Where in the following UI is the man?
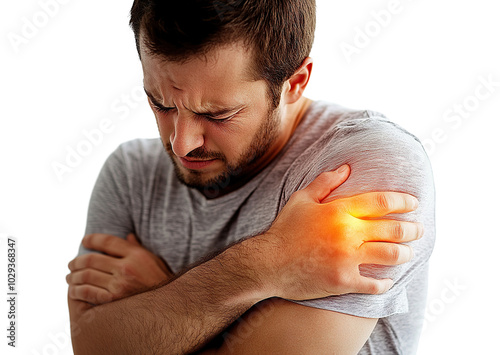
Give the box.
[67,0,435,354]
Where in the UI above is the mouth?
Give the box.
[179,157,218,170]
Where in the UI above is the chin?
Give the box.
[175,163,227,189]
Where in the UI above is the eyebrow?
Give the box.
[144,88,244,118]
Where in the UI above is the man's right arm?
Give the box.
[68,166,422,355]
[69,232,275,354]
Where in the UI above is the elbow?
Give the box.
[68,295,103,355]
[69,308,94,355]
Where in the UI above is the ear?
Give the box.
[283,57,313,105]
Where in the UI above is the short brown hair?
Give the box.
[129,0,316,108]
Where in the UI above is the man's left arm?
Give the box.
[198,298,378,355]
[197,116,436,354]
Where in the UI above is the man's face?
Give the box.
[141,40,286,195]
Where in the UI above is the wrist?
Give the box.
[234,232,285,301]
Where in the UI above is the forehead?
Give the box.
[140,37,258,99]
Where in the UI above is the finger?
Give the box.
[340,192,419,218]
[302,165,350,203]
[361,220,424,243]
[360,242,414,265]
[66,269,114,290]
[82,233,133,257]
[68,253,118,274]
[68,284,113,305]
[352,276,394,295]
[126,233,141,246]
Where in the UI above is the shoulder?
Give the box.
[91,137,166,200]
[293,101,425,168]
[304,100,419,140]
[313,101,422,152]
[285,103,433,201]
[100,138,164,177]
[112,138,164,164]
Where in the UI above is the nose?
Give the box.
[170,112,205,157]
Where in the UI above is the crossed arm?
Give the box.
[67,165,424,354]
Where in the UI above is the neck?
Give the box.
[236,96,313,176]
[288,96,313,134]
[273,95,313,156]
[198,96,313,199]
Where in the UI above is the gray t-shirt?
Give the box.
[79,100,436,354]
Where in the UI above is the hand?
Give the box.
[265,164,423,300]
[67,233,174,305]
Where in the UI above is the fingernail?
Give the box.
[418,223,424,239]
[401,245,413,263]
[412,197,419,209]
[337,164,349,174]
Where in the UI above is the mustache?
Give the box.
[166,143,225,161]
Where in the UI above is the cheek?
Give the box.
[204,125,241,156]
[209,112,265,153]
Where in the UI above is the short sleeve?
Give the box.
[77,143,135,256]
[281,114,436,318]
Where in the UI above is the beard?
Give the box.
[161,104,282,197]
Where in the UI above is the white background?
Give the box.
[1,0,499,354]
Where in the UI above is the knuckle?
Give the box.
[130,248,148,260]
[392,222,405,241]
[82,254,94,268]
[100,235,114,249]
[375,193,391,211]
[79,285,91,300]
[118,263,136,279]
[96,291,112,304]
[83,234,94,246]
[312,171,328,185]
[318,171,335,184]
[110,279,127,295]
[386,244,401,263]
[366,282,382,295]
[80,270,91,284]
[334,270,352,289]
[290,189,305,202]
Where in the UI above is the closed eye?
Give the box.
[152,105,236,123]
[202,114,235,123]
[151,104,174,114]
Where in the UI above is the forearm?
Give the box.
[69,234,275,355]
[69,167,423,354]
